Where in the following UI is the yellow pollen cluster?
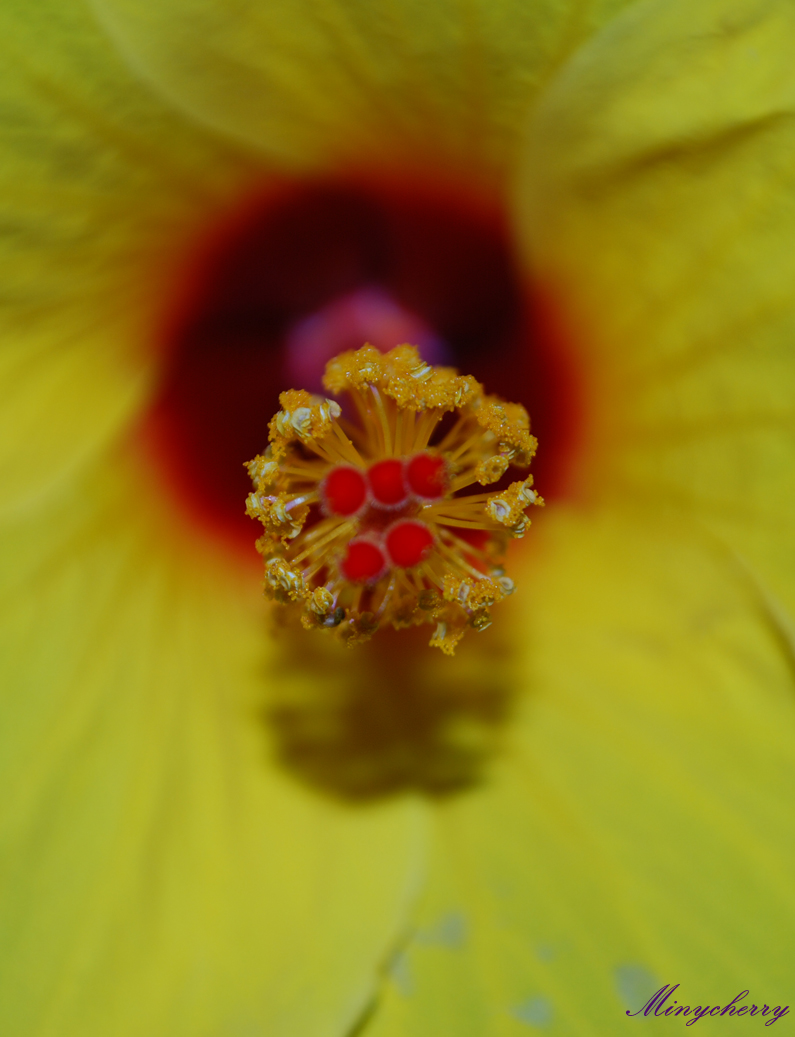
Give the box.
[246,344,543,654]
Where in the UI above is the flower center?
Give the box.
[146,179,581,552]
[246,345,543,653]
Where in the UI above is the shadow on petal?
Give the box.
[261,619,518,802]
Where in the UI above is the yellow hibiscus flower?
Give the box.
[3,0,794,1034]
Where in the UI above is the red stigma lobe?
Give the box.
[367,458,407,507]
[406,452,448,499]
[322,465,368,515]
[341,538,388,583]
[385,520,435,569]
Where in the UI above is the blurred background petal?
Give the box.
[363,509,795,1035]
[521,0,795,613]
[0,0,260,516]
[0,444,426,1037]
[91,0,637,179]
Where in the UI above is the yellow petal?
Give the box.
[364,508,795,1035]
[0,0,258,516]
[521,0,795,614]
[0,448,425,1037]
[91,0,636,180]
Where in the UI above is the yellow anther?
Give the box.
[443,574,473,605]
[475,397,537,465]
[264,558,305,601]
[496,576,515,596]
[309,586,335,615]
[323,343,481,413]
[246,451,279,488]
[322,345,383,394]
[247,492,308,540]
[269,389,342,457]
[486,477,540,532]
[475,455,510,485]
[429,618,467,655]
[487,497,513,524]
[318,398,342,422]
[289,407,313,435]
[418,588,441,611]
[469,609,493,632]
[509,515,529,539]
[444,573,504,609]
